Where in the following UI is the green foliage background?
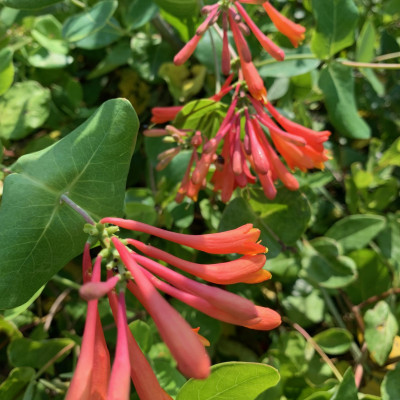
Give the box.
[0,0,399,399]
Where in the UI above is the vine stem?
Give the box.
[255,53,400,70]
[286,318,343,382]
[60,194,95,225]
[339,60,400,69]
[320,288,363,361]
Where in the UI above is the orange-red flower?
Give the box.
[263,1,306,47]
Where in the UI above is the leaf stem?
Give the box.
[287,319,343,382]
[60,194,95,225]
[320,288,362,361]
[374,51,400,62]
[339,60,400,70]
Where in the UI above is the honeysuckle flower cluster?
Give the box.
[146,1,330,203]
[66,219,280,400]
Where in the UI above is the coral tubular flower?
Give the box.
[263,1,306,47]
[129,250,258,320]
[66,255,110,400]
[107,283,172,400]
[174,34,203,66]
[101,217,266,255]
[107,291,131,400]
[151,106,183,124]
[113,237,211,379]
[235,2,285,61]
[128,238,267,285]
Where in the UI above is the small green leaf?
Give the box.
[31,15,68,55]
[0,316,23,340]
[381,362,400,400]
[364,301,398,366]
[75,17,122,50]
[27,48,73,69]
[128,320,153,353]
[356,20,376,63]
[0,47,14,95]
[325,214,386,252]
[345,249,391,304]
[0,367,35,400]
[247,188,312,246]
[301,237,357,288]
[153,0,199,19]
[62,0,118,42]
[0,99,138,309]
[4,286,45,321]
[177,362,280,400]
[0,81,51,140]
[88,41,132,79]
[8,338,74,368]
[331,368,358,400]
[319,62,371,139]
[2,0,62,9]
[174,99,226,137]
[311,0,359,59]
[313,328,353,355]
[124,188,157,226]
[259,47,320,78]
[379,137,400,168]
[123,0,159,30]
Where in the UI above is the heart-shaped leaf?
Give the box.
[0,99,138,309]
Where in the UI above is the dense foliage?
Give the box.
[0,0,399,399]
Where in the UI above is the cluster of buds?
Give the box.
[66,219,280,400]
[147,1,330,203]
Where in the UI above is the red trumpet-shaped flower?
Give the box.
[68,218,281,398]
[263,1,306,47]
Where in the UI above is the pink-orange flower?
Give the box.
[263,1,306,47]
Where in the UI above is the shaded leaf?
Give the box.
[0,367,35,400]
[319,62,371,139]
[325,214,386,252]
[62,0,118,42]
[311,0,359,59]
[0,81,51,141]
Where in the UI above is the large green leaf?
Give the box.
[319,62,371,139]
[0,99,138,309]
[2,0,62,9]
[0,81,51,141]
[62,0,118,42]
[311,0,359,59]
[177,362,280,400]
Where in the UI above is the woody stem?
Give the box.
[60,194,96,225]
